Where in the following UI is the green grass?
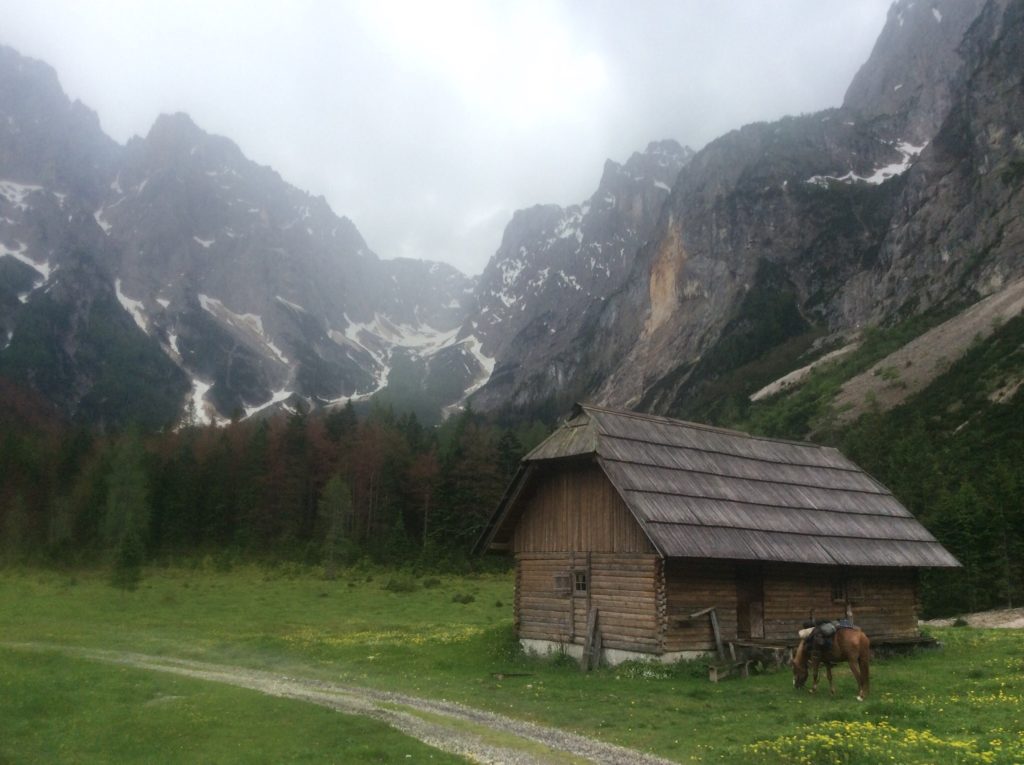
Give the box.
[0,649,465,764]
[1,566,1022,763]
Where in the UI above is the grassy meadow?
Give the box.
[1,564,1022,763]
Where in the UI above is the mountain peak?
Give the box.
[842,0,987,143]
[146,112,206,145]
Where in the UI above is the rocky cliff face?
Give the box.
[839,0,1024,325]
[562,0,1007,420]
[467,140,693,415]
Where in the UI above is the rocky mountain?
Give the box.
[2,0,1020,433]
[465,141,693,415]
[0,46,480,427]
[471,0,1015,425]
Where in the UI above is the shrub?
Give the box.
[382,576,417,593]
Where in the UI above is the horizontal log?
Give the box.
[591,564,658,574]
[591,602,657,614]
[598,588,658,599]
[597,620,658,636]
[519,632,572,643]
[600,638,660,653]
[519,617,573,630]
[518,601,572,614]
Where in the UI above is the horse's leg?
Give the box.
[810,657,820,694]
[826,663,834,696]
[857,651,870,700]
[846,654,861,699]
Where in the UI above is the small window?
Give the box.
[553,573,572,595]
[831,578,847,604]
[574,571,588,594]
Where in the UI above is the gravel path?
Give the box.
[5,643,678,765]
[920,607,1024,629]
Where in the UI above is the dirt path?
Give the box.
[921,607,1024,629]
[4,642,678,765]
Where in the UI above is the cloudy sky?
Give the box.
[1,1,892,274]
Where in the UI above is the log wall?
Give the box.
[761,565,920,640]
[516,552,661,653]
[658,561,920,650]
[663,560,739,652]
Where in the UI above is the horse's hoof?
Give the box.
[856,696,864,702]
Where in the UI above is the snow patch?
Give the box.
[265,339,289,365]
[168,332,180,356]
[1,241,51,282]
[115,279,149,332]
[341,313,460,356]
[94,209,112,234]
[458,334,496,398]
[654,181,671,192]
[186,378,227,426]
[932,7,942,22]
[198,294,288,363]
[806,142,926,187]
[193,236,215,248]
[0,180,44,211]
[558,271,582,291]
[157,298,170,309]
[331,313,466,399]
[244,388,294,419]
[275,295,306,313]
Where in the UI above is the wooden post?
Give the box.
[580,607,600,672]
[689,606,725,662]
[709,608,725,661]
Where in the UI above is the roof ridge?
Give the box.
[577,403,832,450]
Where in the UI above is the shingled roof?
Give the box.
[478,404,960,568]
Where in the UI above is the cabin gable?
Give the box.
[511,460,655,554]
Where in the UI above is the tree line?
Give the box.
[0,388,549,582]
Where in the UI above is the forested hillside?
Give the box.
[0,395,547,576]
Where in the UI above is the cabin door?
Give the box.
[736,568,765,639]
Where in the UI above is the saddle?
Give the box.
[797,619,856,658]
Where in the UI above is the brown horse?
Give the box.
[792,627,871,700]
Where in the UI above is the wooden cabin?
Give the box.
[475,404,960,664]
